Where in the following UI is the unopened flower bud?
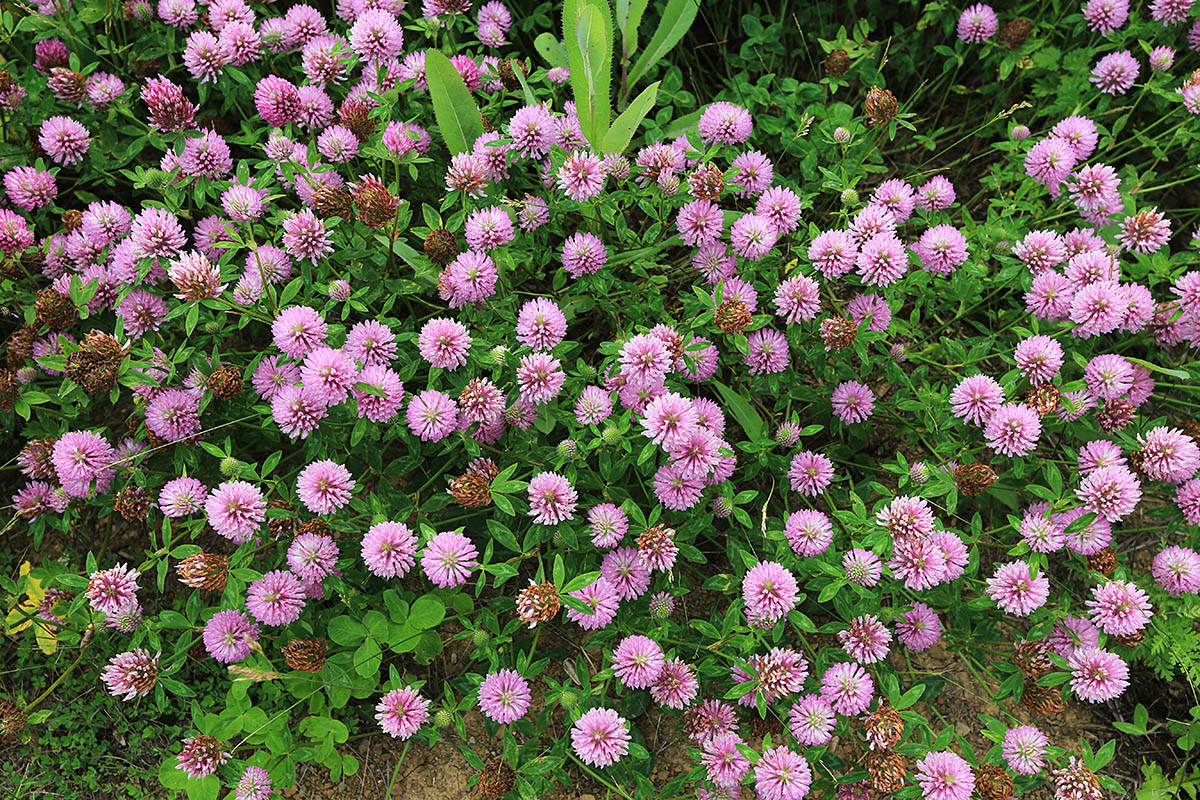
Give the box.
[559,689,579,709]
[601,426,621,446]
[833,126,851,143]
[472,629,490,646]
[433,709,454,728]
[220,457,240,477]
[841,188,858,206]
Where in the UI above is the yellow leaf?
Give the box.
[33,619,57,655]
[5,563,56,653]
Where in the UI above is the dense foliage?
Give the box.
[3,0,1200,799]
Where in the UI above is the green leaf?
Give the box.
[184,775,219,800]
[712,380,765,442]
[562,571,601,593]
[353,381,386,398]
[409,595,446,630]
[601,81,658,154]
[1124,356,1191,381]
[425,49,484,155]
[616,0,650,56]
[626,0,699,89]
[513,60,538,106]
[354,637,382,677]
[327,615,366,646]
[1063,511,1097,535]
[565,0,613,150]
[534,32,569,68]
[896,683,925,709]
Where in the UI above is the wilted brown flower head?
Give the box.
[714,298,752,335]
[515,581,561,628]
[824,49,851,76]
[351,175,400,230]
[865,86,899,126]
[64,329,125,395]
[176,552,230,592]
[819,315,857,351]
[953,463,997,497]
[283,638,328,672]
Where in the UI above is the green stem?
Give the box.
[24,641,91,713]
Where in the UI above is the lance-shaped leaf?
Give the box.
[425,49,483,155]
[615,0,649,58]
[627,0,700,89]
[601,81,658,154]
[534,32,570,68]
[564,0,613,150]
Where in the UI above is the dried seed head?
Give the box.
[1021,680,1066,716]
[64,329,125,395]
[515,580,561,628]
[1052,756,1103,800]
[297,518,335,540]
[997,19,1033,49]
[687,163,725,201]
[479,758,515,799]
[338,98,376,140]
[114,484,151,521]
[1024,384,1061,417]
[977,765,1015,800]
[1096,397,1136,432]
[1013,638,1054,679]
[0,699,28,744]
[498,58,527,91]
[48,68,87,106]
[862,701,904,751]
[424,228,459,266]
[60,208,83,233]
[176,552,230,592]
[824,49,851,76]
[6,325,35,367]
[19,438,57,480]
[865,749,907,794]
[819,315,857,351]
[208,365,243,399]
[636,524,678,571]
[953,463,998,497]
[865,86,899,127]
[0,369,17,412]
[266,499,297,540]
[1086,546,1117,577]
[448,458,499,508]
[351,174,400,230]
[282,638,328,673]
[35,287,76,330]
[714,298,753,335]
[312,184,354,220]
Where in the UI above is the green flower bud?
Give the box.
[433,709,454,728]
[840,188,858,206]
[601,426,621,446]
[220,457,240,477]
[559,689,579,710]
[472,629,490,646]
